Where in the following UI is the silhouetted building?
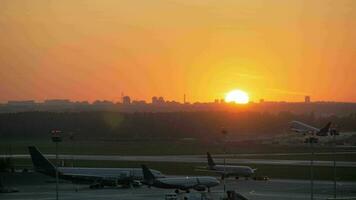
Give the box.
[7,100,35,106]
[260,99,265,103]
[132,100,146,105]
[158,97,165,104]
[93,100,114,106]
[305,96,311,103]
[152,96,158,104]
[44,99,71,106]
[75,101,89,105]
[152,96,165,104]
[122,96,131,104]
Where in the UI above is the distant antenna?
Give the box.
[121,92,124,103]
[184,94,186,104]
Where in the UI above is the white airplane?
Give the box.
[28,146,164,188]
[196,152,255,180]
[141,164,219,193]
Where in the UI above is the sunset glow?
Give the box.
[225,90,249,104]
[0,0,356,103]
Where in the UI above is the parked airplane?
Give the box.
[141,164,219,193]
[289,121,332,136]
[197,152,255,180]
[28,146,164,188]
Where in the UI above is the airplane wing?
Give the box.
[289,120,319,134]
[290,121,331,137]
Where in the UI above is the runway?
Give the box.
[3,153,356,167]
[1,172,356,200]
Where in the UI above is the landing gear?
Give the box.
[235,177,239,180]
[175,189,179,194]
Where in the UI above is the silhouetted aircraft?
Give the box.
[28,146,164,188]
[289,121,334,143]
[289,121,332,136]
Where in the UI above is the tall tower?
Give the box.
[305,96,311,103]
[123,96,131,104]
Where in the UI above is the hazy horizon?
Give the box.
[3,97,356,104]
[1,0,355,103]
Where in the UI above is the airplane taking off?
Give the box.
[28,146,164,188]
[289,121,332,136]
[197,152,255,180]
[289,121,343,144]
[141,164,219,193]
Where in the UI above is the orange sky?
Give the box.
[0,0,355,103]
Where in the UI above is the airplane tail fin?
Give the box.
[317,122,331,136]
[141,164,155,184]
[28,146,56,176]
[207,152,215,168]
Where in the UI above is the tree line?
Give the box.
[0,111,355,140]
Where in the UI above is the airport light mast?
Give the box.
[221,128,228,194]
[51,130,62,200]
[306,135,318,200]
[69,132,75,167]
[330,127,339,199]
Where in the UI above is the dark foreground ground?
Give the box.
[1,172,356,200]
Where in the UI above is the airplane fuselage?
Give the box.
[210,165,254,177]
[28,146,164,188]
[59,167,163,180]
[149,176,219,191]
[57,167,164,186]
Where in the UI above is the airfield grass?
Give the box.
[1,139,355,157]
[11,158,356,181]
[228,154,356,162]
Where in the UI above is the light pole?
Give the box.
[306,136,318,200]
[69,132,75,167]
[331,128,339,199]
[51,130,62,200]
[221,128,228,194]
[69,131,79,192]
[310,137,314,200]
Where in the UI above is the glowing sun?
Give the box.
[225,89,249,104]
